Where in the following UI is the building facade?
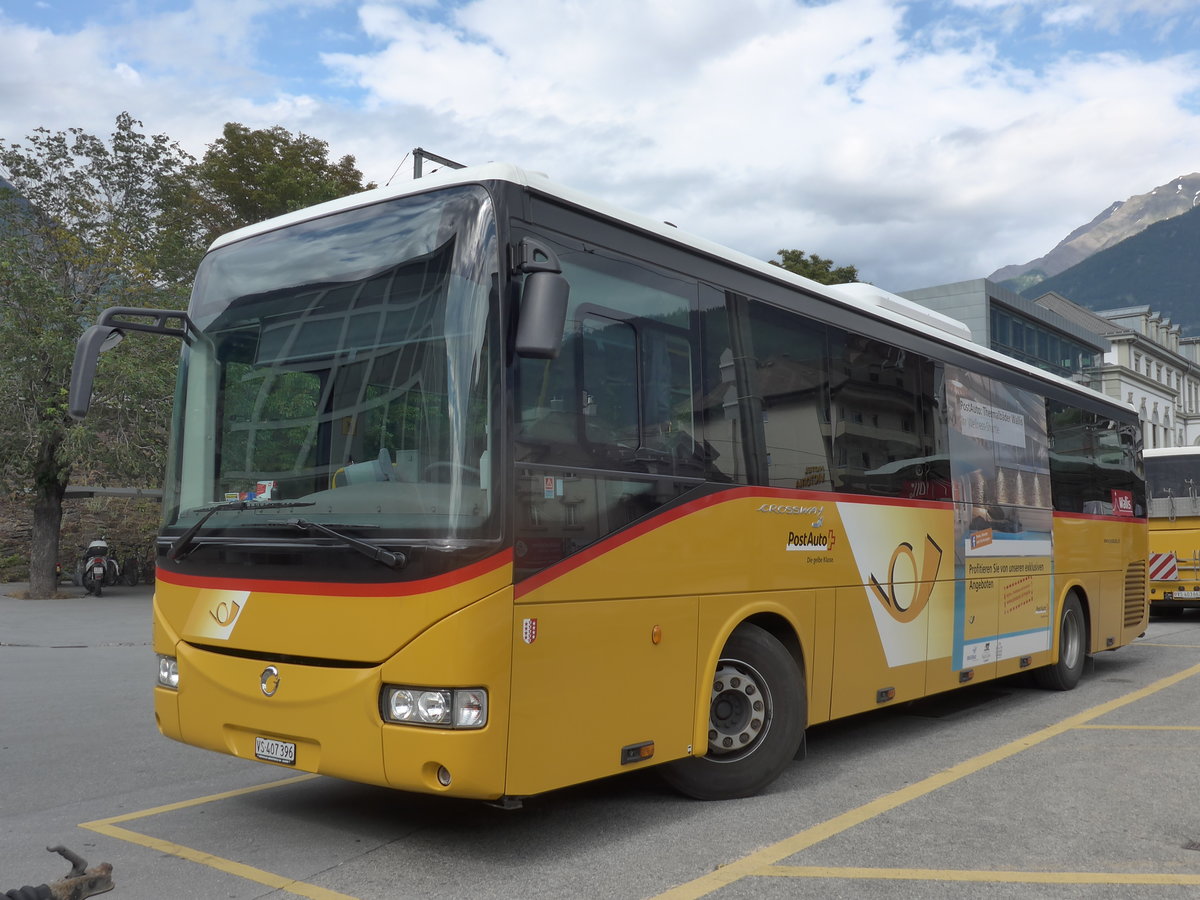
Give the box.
[1035,296,1200,448]
[900,279,1108,379]
[901,279,1200,449]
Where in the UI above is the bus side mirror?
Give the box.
[69,324,124,420]
[514,237,569,359]
[515,271,569,359]
[69,306,197,420]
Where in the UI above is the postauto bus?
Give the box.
[70,163,1148,803]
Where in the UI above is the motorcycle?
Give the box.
[81,538,122,596]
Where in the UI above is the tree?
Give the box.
[770,249,859,285]
[0,113,193,597]
[188,123,375,249]
[1,116,376,598]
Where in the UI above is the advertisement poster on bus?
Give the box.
[945,366,1053,669]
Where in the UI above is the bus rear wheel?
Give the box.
[661,623,805,800]
[1035,593,1086,691]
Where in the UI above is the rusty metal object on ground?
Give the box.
[3,846,114,900]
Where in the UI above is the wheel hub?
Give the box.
[708,660,770,759]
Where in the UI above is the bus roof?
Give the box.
[1144,447,1200,459]
[208,162,1132,415]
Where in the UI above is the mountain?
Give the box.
[1016,201,1200,334]
[991,173,1200,292]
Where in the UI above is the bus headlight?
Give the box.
[157,654,179,689]
[381,685,487,729]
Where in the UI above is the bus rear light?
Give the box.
[381,685,488,729]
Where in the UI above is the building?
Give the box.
[900,279,1108,379]
[1034,296,1200,448]
[900,279,1199,449]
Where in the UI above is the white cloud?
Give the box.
[3,0,1200,291]
[319,0,1200,287]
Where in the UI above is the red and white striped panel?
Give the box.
[1150,552,1179,582]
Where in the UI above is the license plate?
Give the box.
[1168,591,1200,599]
[254,736,296,765]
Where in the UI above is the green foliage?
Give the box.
[0,113,193,595]
[0,114,378,596]
[0,552,28,582]
[190,123,375,249]
[0,113,190,482]
[769,249,859,285]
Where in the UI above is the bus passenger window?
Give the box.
[827,330,939,497]
[1046,402,1144,513]
[580,316,638,448]
[743,301,833,490]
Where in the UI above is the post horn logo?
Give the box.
[260,665,281,697]
[868,534,943,623]
[210,599,242,627]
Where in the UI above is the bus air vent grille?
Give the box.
[1124,560,1148,627]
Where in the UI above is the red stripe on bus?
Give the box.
[1052,511,1148,523]
[155,550,513,597]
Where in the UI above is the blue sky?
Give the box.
[3,0,1200,290]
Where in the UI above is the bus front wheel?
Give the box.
[661,623,806,800]
[1035,593,1086,691]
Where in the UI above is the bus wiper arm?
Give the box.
[285,518,408,569]
[168,500,316,561]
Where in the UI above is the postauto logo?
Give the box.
[785,529,835,551]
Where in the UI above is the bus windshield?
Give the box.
[162,184,500,540]
[1146,453,1200,503]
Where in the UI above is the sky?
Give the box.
[1,0,1199,291]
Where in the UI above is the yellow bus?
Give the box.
[1145,447,1200,613]
[70,163,1147,803]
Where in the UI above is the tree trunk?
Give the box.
[28,436,68,599]
[29,487,65,598]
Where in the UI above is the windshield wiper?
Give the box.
[285,518,408,569]
[167,500,316,561]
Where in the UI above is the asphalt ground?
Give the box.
[3,581,1200,899]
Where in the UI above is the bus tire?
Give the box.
[661,623,806,800]
[1035,593,1086,691]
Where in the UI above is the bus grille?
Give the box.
[1124,560,1148,627]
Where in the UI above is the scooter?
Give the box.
[81,538,121,596]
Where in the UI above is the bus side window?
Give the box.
[580,315,639,449]
[516,337,581,461]
[641,329,695,457]
[825,329,940,498]
[1047,402,1144,514]
[512,234,712,579]
[741,300,833,491]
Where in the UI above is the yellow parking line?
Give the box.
[81,774,358,900]
[1075,724,1200,731]
[760,866,1200,885]
[652,660,1200,899]
[83,773,317,825]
